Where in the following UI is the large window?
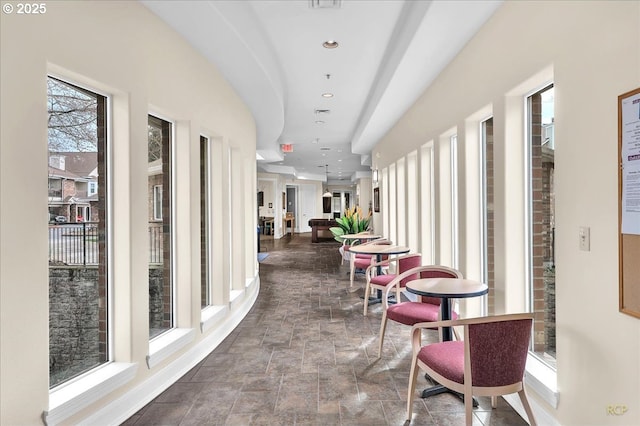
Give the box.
[450,134,459,269]
[527,85,556,367]
[420,143,435,263]
[200,135,211,308]
[481,118,495,314]
[148,115,173,339]
[47,76,108,388]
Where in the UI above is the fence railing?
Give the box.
[148,222,163,264]
[48,222,164,265]
[48,222,98,265]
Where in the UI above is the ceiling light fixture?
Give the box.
[322,40,339,49]
[315,120,325,124]
[323,164,332,197]
[322,93,334,98]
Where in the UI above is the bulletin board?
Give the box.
[618,87,640,318]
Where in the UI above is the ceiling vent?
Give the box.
[309,0,342,9]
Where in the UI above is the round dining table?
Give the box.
[348,244,410,300]
[339,233,382,265]
[405,277,488,341]
[341,232,382,242]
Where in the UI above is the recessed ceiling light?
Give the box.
[321,93,334,98]
[323,40,339,49]
[315,120,325,124]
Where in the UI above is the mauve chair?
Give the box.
[363,253,422,316]
[377,265,463,358]
[407,313,537,426]
[348,239,392,291]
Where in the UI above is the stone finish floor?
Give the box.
[123,234,528,425]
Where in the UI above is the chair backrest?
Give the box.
[467,315,533,387]
[397,254,422,287]
[418,266,463,305]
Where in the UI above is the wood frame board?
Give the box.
[618,87,640,318]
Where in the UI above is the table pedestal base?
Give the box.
[421,381,478,407]
[360,292,396,305]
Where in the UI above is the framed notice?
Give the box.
[618,87,640,318]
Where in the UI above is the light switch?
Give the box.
[579,226,590,251]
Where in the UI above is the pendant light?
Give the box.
[323,164,332,197]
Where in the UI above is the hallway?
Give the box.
[124,235,526,425]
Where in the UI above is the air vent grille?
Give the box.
[309,0,342,9]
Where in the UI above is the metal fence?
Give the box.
[148,222,163,264]
[48,223,99,265]
[48,222,164,265]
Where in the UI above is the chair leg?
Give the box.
[518,389,537,426]
[363,283,371,316]
[377,312,388,358]
[406,354,420,422]
[349,257,356,290]
[465,390,473,426]
[491,396,498,408]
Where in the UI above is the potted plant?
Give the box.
[329,206,371,243]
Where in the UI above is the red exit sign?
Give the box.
[281,144,293,153]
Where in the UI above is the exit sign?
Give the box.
[281,144,293,153]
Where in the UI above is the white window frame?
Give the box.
[153,185,162,221]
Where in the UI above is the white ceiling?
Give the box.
[141,0,502,184]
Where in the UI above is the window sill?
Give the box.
[525,353,558,408]
[502,354,558,425]
[146,328,196,369]
[229,289,244,309]
[200,305,228,333]
[44,362,137,425]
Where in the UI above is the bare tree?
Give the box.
[47,77,97,153]
[148,123,162,163]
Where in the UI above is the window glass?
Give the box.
[200,136,211,308]
[527,85,556,368]
[481,118,495,314]
[451,135,459,269]
[148,115,173,339]
[47,76,108,387]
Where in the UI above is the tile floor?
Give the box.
[123,234,528,425]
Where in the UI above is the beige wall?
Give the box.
[1,1,256,424]
[374,1,640,425]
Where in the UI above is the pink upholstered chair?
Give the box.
[406,313,537,426]
[363,253,422,316]
[377,265,463,358]
[339,234,381,265]
[348,239,391,290]
[339,239,352,265]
